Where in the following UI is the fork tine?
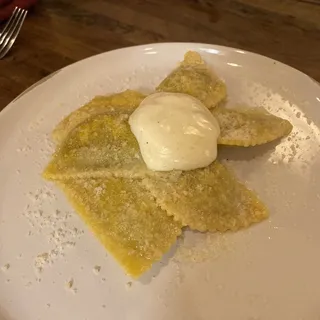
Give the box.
[0,9,27,59]
[0,7,19,38]
[0,8,22,47]
[0,9,25,48]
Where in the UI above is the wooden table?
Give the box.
[1,0,320,110]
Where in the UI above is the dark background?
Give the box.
[1,0,320,110]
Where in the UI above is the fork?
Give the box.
[0,7,28,59]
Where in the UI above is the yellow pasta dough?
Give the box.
[141,161,269,232]
[58,178,182,278]
[44,108,292,180]
[52,90,145,144]
[156,51,227,109]
[43,114,148,180]
[214,107,293,146]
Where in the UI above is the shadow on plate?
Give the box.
[138,235,182,285]
[218,139,280,162]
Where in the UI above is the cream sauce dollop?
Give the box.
[129,92,220,171]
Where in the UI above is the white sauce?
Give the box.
[129,92,220,171]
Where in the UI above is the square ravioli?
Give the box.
[58,177,182,278]
[43,114,148,180]
[52,90,145,144]
[142,161,269,232]
[156,51,227,109]
[213,107,293,146]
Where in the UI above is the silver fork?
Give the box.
[0,7,28,59]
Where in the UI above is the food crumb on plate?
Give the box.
[1,263,10,272]
[65,278,74,289]
[126,281,133,290]
[93,265,101,275]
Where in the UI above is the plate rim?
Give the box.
[1,42,319,123]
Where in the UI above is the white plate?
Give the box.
[1,43,320,320]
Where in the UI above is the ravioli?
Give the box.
[42,50,293,278]
[141,161,269,232]
[214,107,293,146]
[156,51,227,109]
[43,114,148,180]
[43,106,292,181]
[58,178,182,278]
[52,90,145,144]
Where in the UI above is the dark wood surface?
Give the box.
[1,0,320,110]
